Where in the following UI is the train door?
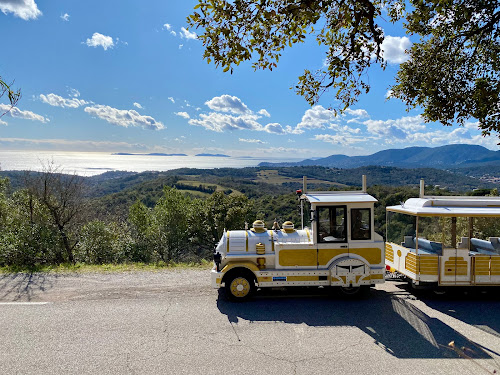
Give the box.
[316,205,349,269]
[440,217,470,285]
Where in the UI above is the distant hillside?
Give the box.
[259,144,500,169]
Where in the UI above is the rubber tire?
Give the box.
[224,273,255,302]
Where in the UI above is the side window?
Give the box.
[351,208,371,240]
[318,206,346,243]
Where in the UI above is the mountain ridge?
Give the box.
[258,144,500,169]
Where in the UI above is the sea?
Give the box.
[0,150,299,176]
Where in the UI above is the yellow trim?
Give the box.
[339,276,347,284]
[355,275,362,283]
[245,231,248,252]
[287,276,320,282]
[257,276,272,282]
[350,248,382,265]
[215,277,222,285]
[385,243,394,263]
[278,249,317,267]
[268,230,275,252]
[370,274,384,280]
[221,261,260,274]
[226,231,230,253]
[305,229,311,242]
[331,276,340,282]
[405,252,417,273]
[444,257,468,276]
[318,249,346,266]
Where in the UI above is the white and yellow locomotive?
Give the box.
[211,176,385,300]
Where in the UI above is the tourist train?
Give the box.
[211,176,500,300]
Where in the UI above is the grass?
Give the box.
[0,259,213,274]
[255,170,347,187]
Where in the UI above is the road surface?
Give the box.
[1,269,499,374]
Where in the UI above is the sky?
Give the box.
[0,0,498,160]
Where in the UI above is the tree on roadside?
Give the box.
[188,0,500,136]
[24,163,88,263]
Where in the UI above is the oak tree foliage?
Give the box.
[188,0,500,136]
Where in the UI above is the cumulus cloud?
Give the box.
[85,32,114,50]
[381,36,411,64]
[0,104,49,123]
[258,109,271,117]
[239,138,267,144]
[84,105,165,130]
[364,115,426,140]
[180,27,197,40]
[175,111,190,119]
[39,93,88,108]
[296,105,338,131]
[189,112,261,132]
[205,95,250,115]
[60,12,69,21]
[0,0,41,20]
[133,102,143,109]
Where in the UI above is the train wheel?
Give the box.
[225,273,255,302]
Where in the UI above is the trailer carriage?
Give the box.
[385,181,500,290]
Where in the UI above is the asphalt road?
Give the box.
[1,269,500,375]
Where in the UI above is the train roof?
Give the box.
[387,196,500,217]
[304,191,377,204]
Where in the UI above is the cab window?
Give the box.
[318,206,346,243]
[351,208,371,240]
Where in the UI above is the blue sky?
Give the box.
[0,0,497,159]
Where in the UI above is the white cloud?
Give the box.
[168,97,175,104]
[205,95,250,115]
[0,118,7,126]
[175,111,190,119]
[364,115,426,139]
[85,32,114,50]
[239,138,267,144]
[163,23,176,36]
[0,0,41,20]
[69,88,80,97]
[344,108,369,118]
[264,123,287,134]
[258,109,271,117]
[313,134,365,146]
[189,112,261,132]
[133,102,143,109]
[179,44,184,49]
[180,27,197,40]
[381,36,411,64]
[60,12,69,21]
[84,105,165,130]
[39,93,88,108]
[0,103,49,123]
[296,105,338,130]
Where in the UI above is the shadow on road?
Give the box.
[217,287,495,360]
[0,272,56,301]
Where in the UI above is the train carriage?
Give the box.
[386,180,500,290]
[211,176,385,301]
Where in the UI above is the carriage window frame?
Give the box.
[351,208,372,240]
[317,205,347,243]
